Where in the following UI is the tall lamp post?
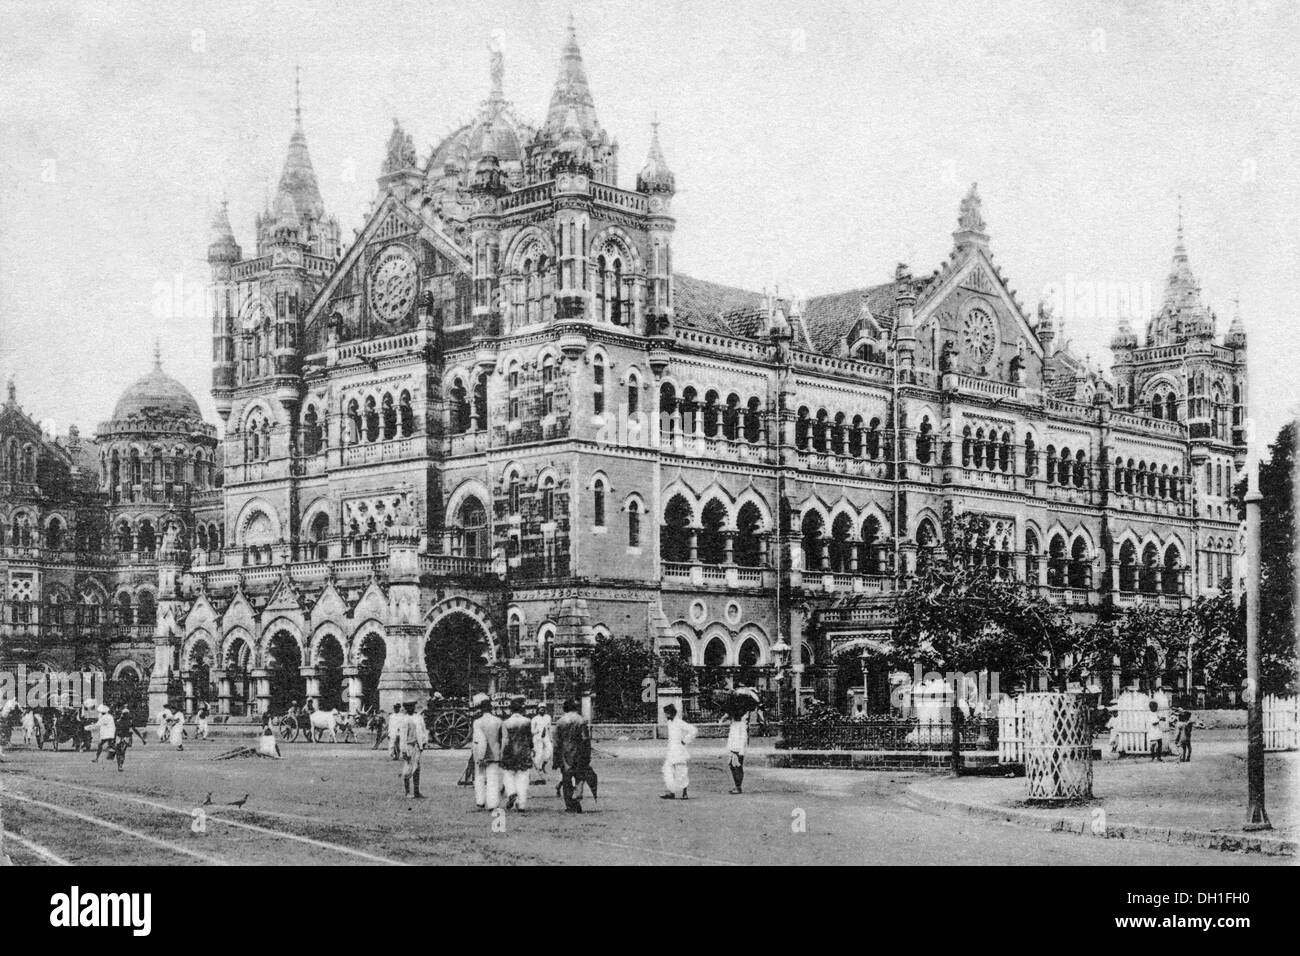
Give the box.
[771,636,791,722]
[1243,460,1271,830]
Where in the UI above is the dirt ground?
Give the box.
[0,734,1286,866]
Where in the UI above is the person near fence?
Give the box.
[1174,709,1194,762]
[660,703,698,800]
[501,697,534,812]
[530,704,553,783]
[471,693,504,810]
[1105,705,1119,754]
[553,698,592,813]
[398,700,427,798]
[1147,700,1166,762]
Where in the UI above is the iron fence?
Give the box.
[777,715,999,751]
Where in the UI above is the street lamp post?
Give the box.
[1243,463,1271,830]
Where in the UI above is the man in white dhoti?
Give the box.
[660,703,697,800]
[470,693,503,810]
[91,705,116,763]
[725,712,749,794]
[397,700,428,798]
[385,703,403,761]
[156,704,171,743]
[530,704,553,782]
[500,697,533,812]
[168,707,186,750]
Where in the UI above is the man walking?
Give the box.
[500,697,534,812]
[470,693,503,811]
[552,698,592,813]
[530,703,553,783]
[91,704,116,763]
[725,710,749,794]
[113,704,147,772]
[397,700,428,798]
[660,703,697,800]
[385,702,403,759]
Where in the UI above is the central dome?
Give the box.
[112,363,203,422]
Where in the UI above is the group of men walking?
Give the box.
[468,695,594,813]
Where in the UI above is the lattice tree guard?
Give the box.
[1023,692,1093,802]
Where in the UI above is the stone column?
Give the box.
[301,666,320,709]
[252,668,271,716]
[212,669,230,716]
[343,666,361,713]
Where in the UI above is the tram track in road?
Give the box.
[1,771,409,866]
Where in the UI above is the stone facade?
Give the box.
[0,22,1248,717]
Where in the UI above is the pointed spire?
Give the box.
[953,182,989,250]
[637,117,675,194]
[273,69,324,224]
[1226,291,1247,347]
[545,16,600,138]
[153,338,163,371]
[5,379,15,407]
[207,199,241,263]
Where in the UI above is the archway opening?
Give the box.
[357,632,387,712]
[425,611,494,700]
[225,637,253,716]
[188,640,212,709]
[316,634,346,711]
[266,631,305,715]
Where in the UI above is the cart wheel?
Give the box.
[447,711,472,749]
[278,716,298,741]
[429,712,455,749]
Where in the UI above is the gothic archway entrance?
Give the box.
[266,631,305,714]
[425,612,494,700]
[188,640,213,710]
[356,632,386,712]
[316,634,346,711]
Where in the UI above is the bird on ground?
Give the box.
[202,792,212,806]
[227,793,249,808]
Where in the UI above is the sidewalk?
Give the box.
[908,742,1297,856]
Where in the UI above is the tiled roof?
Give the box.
[672,274,764,336]
[801,283,902,355]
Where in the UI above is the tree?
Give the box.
[1188,591,1246,692]
[892,512,1075,688]
[1258,423,1298,693]
[589,634,655,722]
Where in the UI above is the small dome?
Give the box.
[113,359,203,422]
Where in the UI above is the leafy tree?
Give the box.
[1258,423,1298,693]
[1188,591,1245,692]
[590,634,655,721]
[892,512,1075,687]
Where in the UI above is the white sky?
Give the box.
[1,0,1297,457]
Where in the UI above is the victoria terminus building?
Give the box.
[0,23,1248,717]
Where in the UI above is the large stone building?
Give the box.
[0,23,1248,718]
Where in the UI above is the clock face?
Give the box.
[962,308,998,364]
[368,245,417,325]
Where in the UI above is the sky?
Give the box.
[1,0,1297,460]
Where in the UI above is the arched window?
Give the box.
[1119,540,1137,592]
[309,512,330,561]
[1140,543,1159,593]
[916,519,937,573]
[592,355,605,415]
[916,419,933,464]
[382,394,397,440]
[137,590,156,626]
[137,520,156,556]
[1162,545,1181,594]
[540,476,555,522]
[1025,529,1040,582]
[46,517,63,551]
[1025,434,1037,476]
[735,502,763,567]
[829,513,853,573]
[1047,534,1067,587]
[860,515,882,574]
[302,406,320,456]
[627,376,640,417]
[724,395,742,443]
[1166,393,1177,422]
[812,410,828,453]
[661,495,692,563]
[116,592,133,626]
[1068,537,1089,588]
[963,427,973,467]
[800,511,824,572]
[399,391,414,437]
[627,499,641,547]
[347,400,362,445]
[592,477,606,528]
[867,418,881,459]
[1074,450,1086,488]
[699,500,727,565]
[458,498,488,559]
[541,355,557,416]
[999,431,1011,472]
[507,471,521,515]
[973,428,985,469]
[744,398,762,444]
[795,407,810,451]
[364,397,379,442]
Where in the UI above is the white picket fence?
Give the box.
[997,697,1024,764]
[1264,694,1298,752]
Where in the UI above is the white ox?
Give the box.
[308,708,343,743]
